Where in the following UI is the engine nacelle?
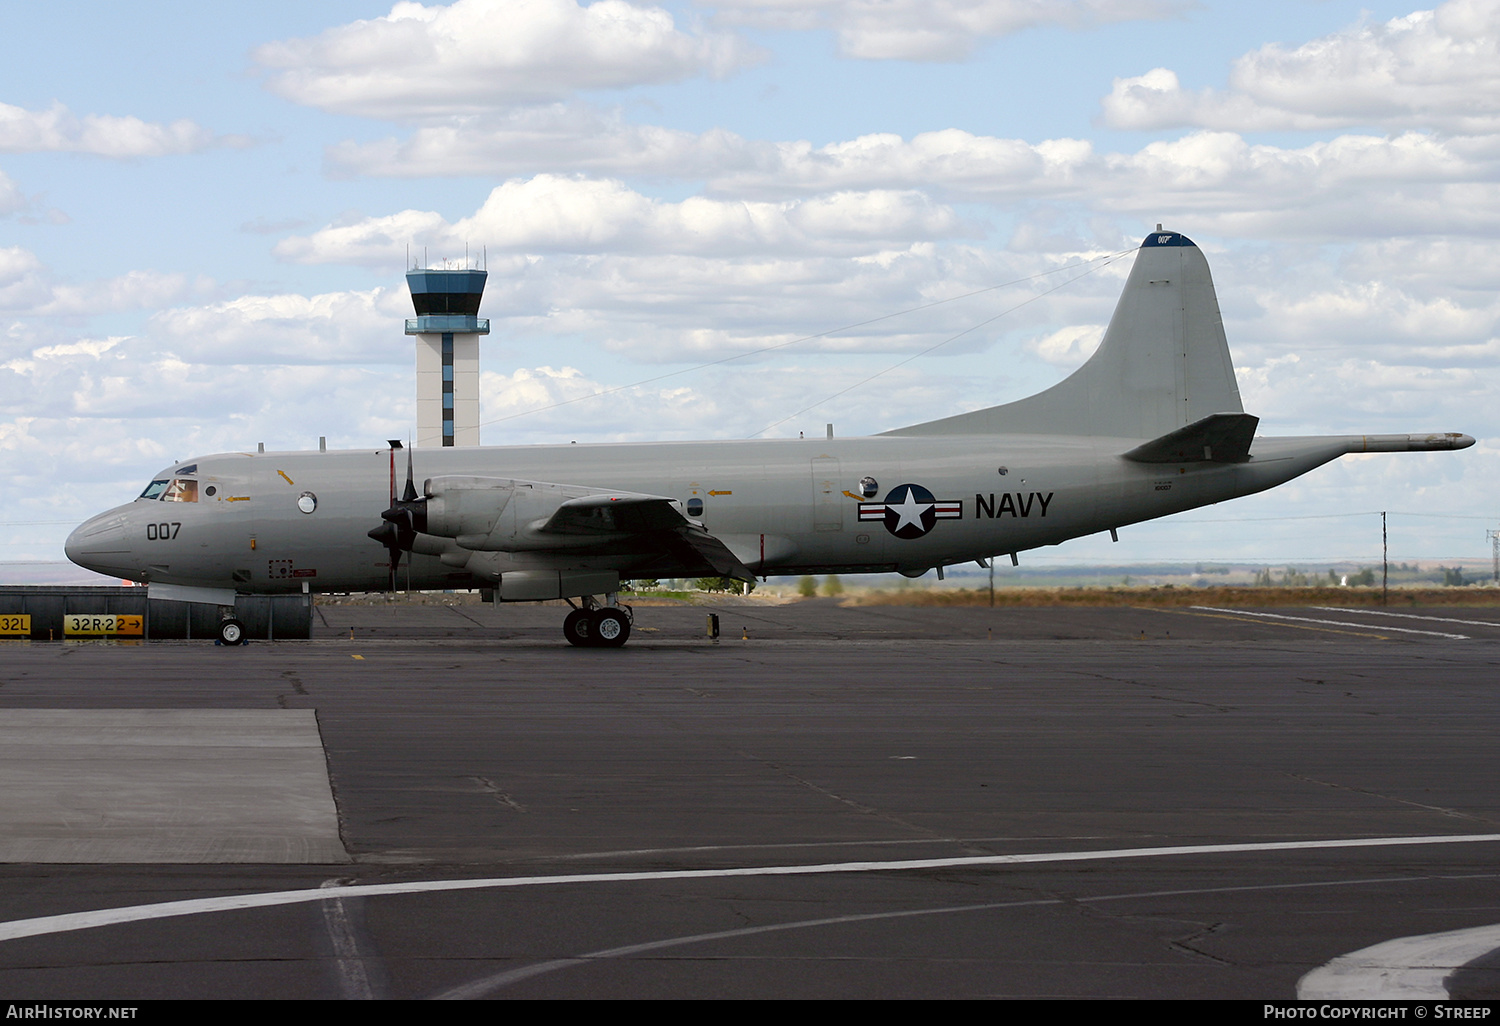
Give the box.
[421,476,515,541]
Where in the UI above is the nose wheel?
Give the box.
[563,600,631,648]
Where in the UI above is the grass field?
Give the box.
[845,586,1500,608]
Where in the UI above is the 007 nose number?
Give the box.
[145,522,182,540]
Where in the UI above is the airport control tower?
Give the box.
[406,267,488,447]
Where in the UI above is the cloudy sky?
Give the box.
[4,0,1498,576]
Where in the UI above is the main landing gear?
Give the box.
[217,612,246,646]
[562,595,631,648]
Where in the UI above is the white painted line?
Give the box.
[1311,607,1500,629]
[319,879,376,1000]
[1191,606,1469,639]
[1298,922,1500,1000]
[440,873,1479,999]
[1,834,1498,944]
[437,897,1071,998]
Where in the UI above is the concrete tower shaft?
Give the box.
[406,269,488,447]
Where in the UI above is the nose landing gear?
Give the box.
[563,594,632,648]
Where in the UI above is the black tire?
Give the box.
[591,608,630,648]
[563,609,593,647]
[218,617,246,646]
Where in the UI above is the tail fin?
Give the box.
[882,229,1243,439]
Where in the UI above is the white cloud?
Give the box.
[1101,0,1500,133]
[1340,236,1500,293]
[0,247,54,314]
[0,170,23,216]
[703,0,1186,61]
[30,337,127,361]
[0,101,232,157]
[717,129,1500,238]
[1236,350,1490,432]
[256,0,758,119]
[40,271,211,317]
[147,289,411,365]
[479,364,732,440]
[1255,282,1499,352]
[321,112,1500,240]
[276,174,969,263]
[324,103,759,178]
[1025,324,1103,368]
[0,248,210,318]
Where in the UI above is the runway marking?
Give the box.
[1155,607,1389,639]
[1298,922,1500,1000]
[549,834,1116,861]
[1311,607,1500,630]
[440,873,1500,999]
[319,880,377,1000]
[1191,607,1468,639]
[0,834,1497,945]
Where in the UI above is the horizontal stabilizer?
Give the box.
[1123,412,1259,464]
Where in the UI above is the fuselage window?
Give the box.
[162,479,199,502]
[686,497,704,517]
[139,479,170,500]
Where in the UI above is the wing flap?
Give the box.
[544,495,755,581]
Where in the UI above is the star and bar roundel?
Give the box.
[858,483,962,539]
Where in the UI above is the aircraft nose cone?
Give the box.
[65,508,137,577]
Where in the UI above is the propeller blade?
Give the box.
[371,443,422,593]
[401,447,418,503]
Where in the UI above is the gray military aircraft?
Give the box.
[66,228,1473,646]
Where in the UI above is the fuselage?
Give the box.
[65,432,1356,594]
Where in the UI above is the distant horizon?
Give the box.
[7,558,1497,589]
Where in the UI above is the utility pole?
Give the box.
[1382,511,1388,606]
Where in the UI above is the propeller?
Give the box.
[368,442,428,590]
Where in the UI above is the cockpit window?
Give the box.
[176,464,197,475]
[139,480,170,500]
[162,479,198,502]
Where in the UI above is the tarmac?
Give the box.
[2,597,1499,999]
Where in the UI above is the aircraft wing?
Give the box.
[414,476,756,582]
[540,494,692,535]
[539,494,757,582]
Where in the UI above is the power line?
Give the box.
[476,249,1133,429]
[750,254,1127,437]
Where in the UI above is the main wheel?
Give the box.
[591,608,630,648]
[218,617,245,646]
[563,609,593,647]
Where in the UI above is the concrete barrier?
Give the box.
[0,586,311,640]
